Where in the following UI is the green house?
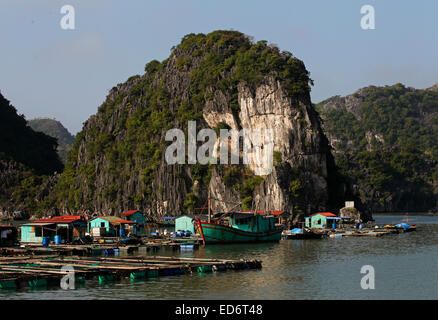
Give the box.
[305,212,337,229]
[88,216,136,237]
[121,210,146,235]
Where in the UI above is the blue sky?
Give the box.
[0,0,437,134]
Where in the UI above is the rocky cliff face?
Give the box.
[317,84,438,213]
[52,31,345,222]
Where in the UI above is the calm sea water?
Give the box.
[1,214,438,300]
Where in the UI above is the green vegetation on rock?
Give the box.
[28,118,75,164]
[0,94,63,216]
[317,83,438,212]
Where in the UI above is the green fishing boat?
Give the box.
[194,211,288,244]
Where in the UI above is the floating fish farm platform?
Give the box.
[0,255,262,291]
[0,237,203,257]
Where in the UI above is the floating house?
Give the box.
[20,216,87,244]
[305,212,351,229]
[121,210,146,235]
[0,225,18,246]
[162,217,175,226]
[88,216,136,237]
[175,215,209,234]
[175,215,195,233]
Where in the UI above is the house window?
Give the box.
[101,222,105,228]
[35,227,42,237]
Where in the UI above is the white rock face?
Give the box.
[202,77,331,218]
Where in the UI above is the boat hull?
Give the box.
[194,221,282,244]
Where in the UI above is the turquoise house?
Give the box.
[121,210,146,235]
[175,215,196,234]
[305,212,337,228]
[20,216,87,244]
[88,216,135,237]
[305,212,351,229]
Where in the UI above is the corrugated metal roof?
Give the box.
[34,215,84,224]
[22,223,56,226]
[121,210,141,217]
[89,216,136,224]
[311,212,337,217]
[241,210,289,216]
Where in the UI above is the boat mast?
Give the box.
[208,188,211,223]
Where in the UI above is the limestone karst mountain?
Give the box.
[50,30,348,222]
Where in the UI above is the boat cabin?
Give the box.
[228,211,284,232]
[242,210,290,228]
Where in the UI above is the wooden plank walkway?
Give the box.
[0,255,262,290]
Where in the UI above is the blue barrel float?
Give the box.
[54,235,61,245]
[42,237,49,247]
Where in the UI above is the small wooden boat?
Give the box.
[384,223,416,232]
[12,211,29,221]
[395,223,416,232]
[282,228,324,239]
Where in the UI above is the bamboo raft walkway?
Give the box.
[1,237,203,257]
[328,227,402,238]
[0,255,262,290]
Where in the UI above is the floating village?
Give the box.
[0,200,417,291]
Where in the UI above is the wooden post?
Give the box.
[197,219,206,247]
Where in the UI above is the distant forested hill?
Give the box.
[0,93,63,217]
[317,83,438,212]
[28,118,75,163]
